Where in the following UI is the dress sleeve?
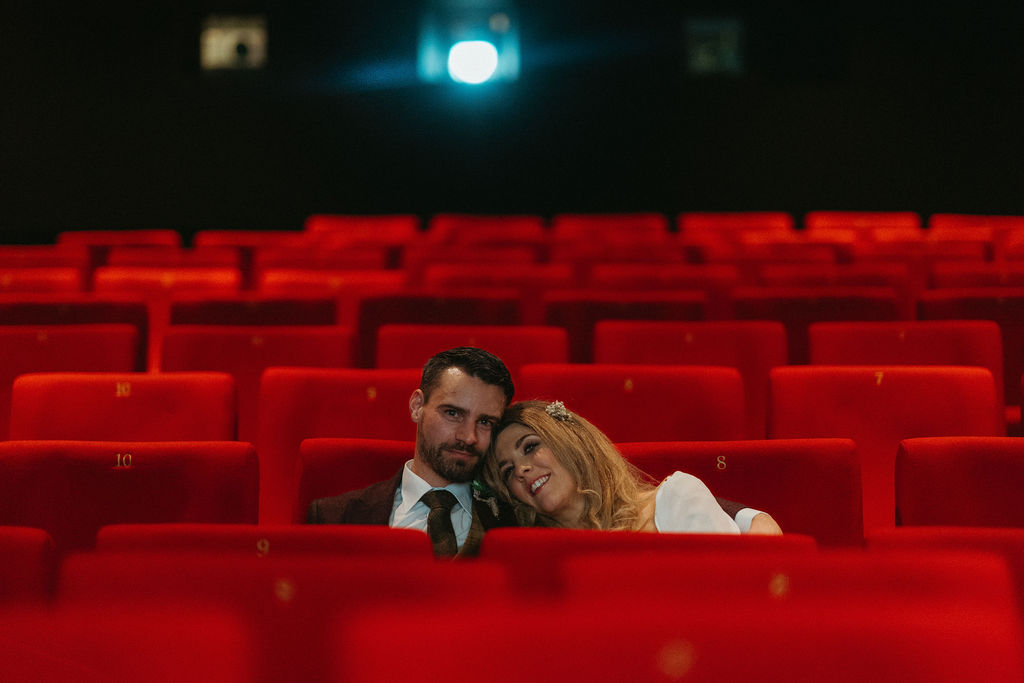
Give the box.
[654,472,741,534]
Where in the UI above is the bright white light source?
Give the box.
[447,40,499,84]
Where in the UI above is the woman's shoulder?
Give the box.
[654,471,740,534]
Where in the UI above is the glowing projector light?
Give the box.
[447,40,499,84]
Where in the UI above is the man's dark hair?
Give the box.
[420,347,514,404]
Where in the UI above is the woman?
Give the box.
[483,400,740,532]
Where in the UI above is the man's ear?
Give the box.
[409,389,425,423]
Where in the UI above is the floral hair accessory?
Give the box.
[545,400,572,421]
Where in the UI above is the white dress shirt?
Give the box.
[390,460,474,548]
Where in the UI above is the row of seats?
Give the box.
[14,254,1024,299]
[1,433,1021,552]
[3,523,1023,681]
[5,284,1024,364]
[0,319,1015,438]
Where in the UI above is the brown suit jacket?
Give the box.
[307,468,514,557]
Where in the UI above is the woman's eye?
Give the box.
[523,442,536,455]
[500,466,512,482]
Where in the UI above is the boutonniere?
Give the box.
[471,479,500,518]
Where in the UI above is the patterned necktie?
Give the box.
[421,489,459,558]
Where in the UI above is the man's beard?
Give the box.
[416,425,483,483]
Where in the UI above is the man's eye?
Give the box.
[478,418,494,428]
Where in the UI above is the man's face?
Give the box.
[409,367,508,487]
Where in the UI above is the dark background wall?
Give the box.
[2,1,1023,243]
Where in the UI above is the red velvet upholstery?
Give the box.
[895,436,1024,527]
[10,371,237,441]
[376,323,568,384]
[0,440,258,553]
[161,325,355,442]
[0,527,56,603]
[769,366,1003,531]
[296,437,413,522]
[96,523,432,557]
[594,320,787,438]
[731,285,906,363]
[256,368,420,523]
[620,439,863,546]
[518,363,746,442]
[0,324,138,438]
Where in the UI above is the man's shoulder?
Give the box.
[306,473,401,525]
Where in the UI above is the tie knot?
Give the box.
[421,489,458,513]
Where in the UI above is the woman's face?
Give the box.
[494,423,583,527]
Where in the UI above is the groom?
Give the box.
[306,346,778,557]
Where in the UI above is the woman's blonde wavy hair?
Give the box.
[483,400,657,530]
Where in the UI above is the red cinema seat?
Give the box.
[161,325,355,442]
[333,580,1024,683]
[96,523,433,558]
[256,268,406,297]
[518,363,746,442]
[594,320,787,438]
[0,245,90,269]
[296,438,413,522]
[585,264,740,318]
[551,212,670,243]
[169,293,338,326]
[620,439,863,546]
[9,371,237,441]
[731,286,906,363]
[0,441,258,553]
[253,247,393,276]
[769,366,1003,532]
[356,290,522,367]
[257,368,421,523]
[804,210,922,232]
[0,527,56,603]
[542,288,707,362]
[809,320,1006,423]
[758,262,916,310]
[303,214,421,245]
[0,604,253,682]
[106,245,242,268]
[866,526,1024,617]
[57,229,183,248]
[918,287,1024,418]
[0,294,150,370]
[375,323,568,382]
[563,549,1012,609]
[421,263,575,321]
[929,213,1024,232]
[426,213,547,244]
[678,211,795,235]
[93,266,243,295]
[0,324,138,438]
[58,553,506,683]
[193,229,310,250]
[895,437,1024,527]
[0,267,83,293]
[479,527,816,594]
[929,262,1024,288]
[254,270,405,327]
[809,320,1003,368]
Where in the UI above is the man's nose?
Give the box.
[456,421,477,445]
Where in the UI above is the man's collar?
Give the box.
[396,460,473,516]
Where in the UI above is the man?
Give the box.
[307,346,779,557]
[307,346,516,557]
